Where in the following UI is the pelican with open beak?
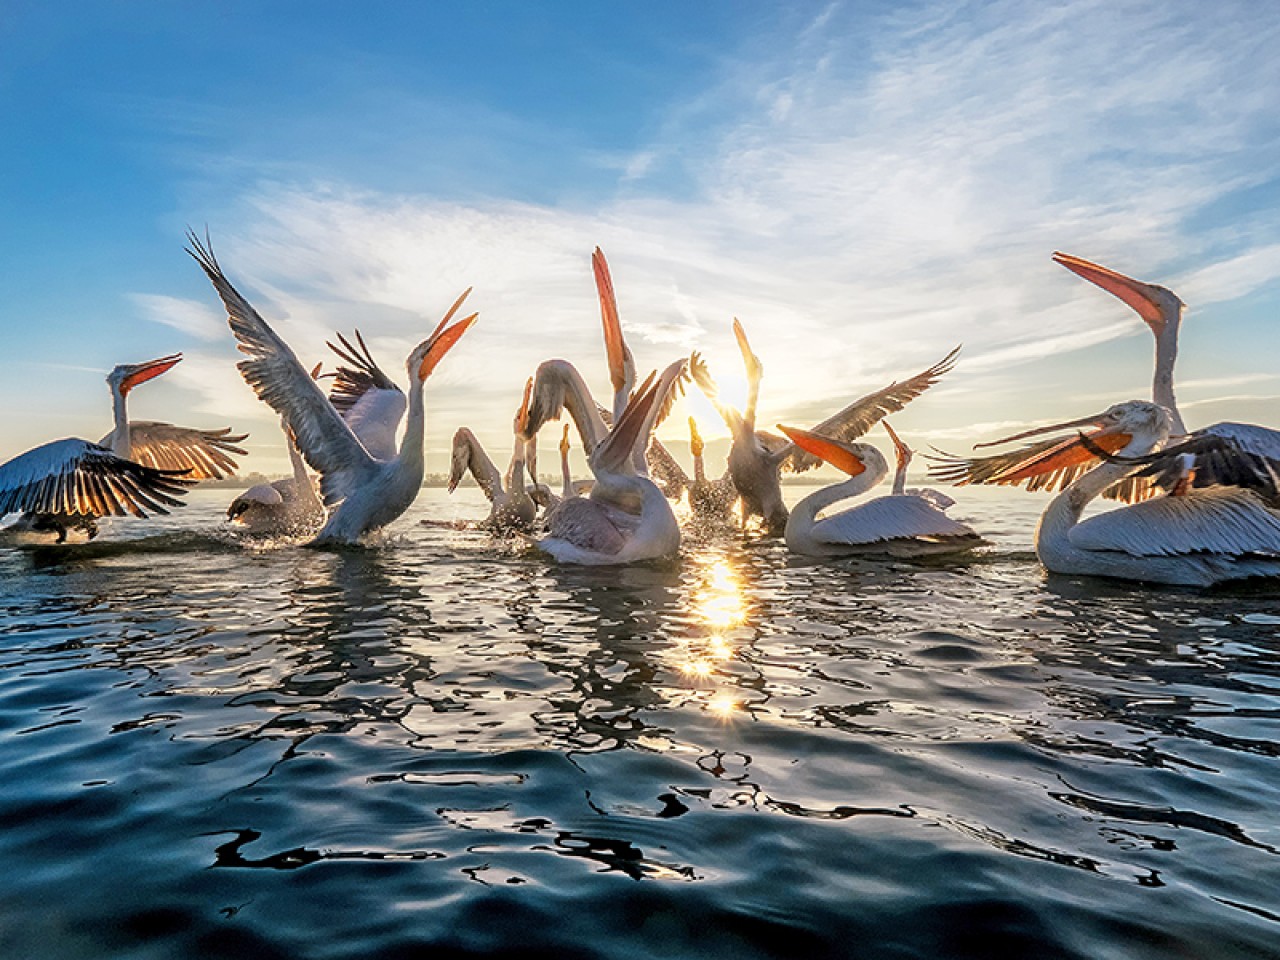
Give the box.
[777,424,982,558]
[933,400,1280,586]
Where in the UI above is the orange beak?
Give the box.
[593,247,631,396]
[778,424,866,476]
[976,409,1133,482]
[1053,252,1168,331]
[418,288,477,380]
[120,353,182,393]
[882,420,910,463]
[515,377,533,437]
[689,416,704,457]
[732,317,762,378]
[559,422,571,456]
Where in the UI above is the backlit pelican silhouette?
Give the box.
[188,233,477,545]
[1053,252,1280,499]
[447,380,537,533]
[778,424,982,558]
[534,360,686,565]
[933,400,1280,585]
[4,354,243,540]
[693,320,959,533]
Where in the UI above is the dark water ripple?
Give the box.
[1,487,1278,959]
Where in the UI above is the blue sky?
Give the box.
[3,1,1279,476]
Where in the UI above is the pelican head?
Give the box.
[409,287,478,382]
[777,425,888,480]
[1053,252,1184,336]
[559,422,571,457]
[882,420,912,473]
[975,400,1170,482]
[108,353,182,395]
[447,427,473,493]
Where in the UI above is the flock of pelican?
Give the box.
[1,240,1278,587]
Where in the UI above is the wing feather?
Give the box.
[105,421,248,480]
[787,346,961,472]
[187,233,376,503]
[1070,487,1280,557]
[325,330,407,461]
[0,438,193,519]
[813,494,976,545]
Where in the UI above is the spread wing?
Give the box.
[787,346,961,472]
[1091,423,1280,503]
[326,329,407,462]
[106,422,248,480]
[813,494,976,545]
[644,438,689,497]
[1070,487,1280,557]
[187,232,377,505]
[0,438,193,519]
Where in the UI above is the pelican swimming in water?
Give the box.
[447,380,538,533]
[532,360,687,565]
[227,364,324,536]
[188,233,477,545]
[0,355,207,541]
[1052,252,1280,501]
[932,400,1280,586]
[693,320,959,533]
[777,423,982,558]
[4,354,244,541]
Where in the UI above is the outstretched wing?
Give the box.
[187,232,376,505]
[1088,423,1280,503]
[325,329,407,462]
[1070,486,1280,557]
[0,438,193,519]
[107,421,247,480]
[787,346,960,472]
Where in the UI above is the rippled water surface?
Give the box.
[2,487,1279,959]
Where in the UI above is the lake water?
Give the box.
[2,486,1278,959]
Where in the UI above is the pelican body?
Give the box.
[778,425,982,558]
[533,361,686,565]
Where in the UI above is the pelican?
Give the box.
[693,320,959,533]
[933,400,1280,586]
[1,355,204,541]
[534,360,687,565]
[188,234,477,545]
[777,424,982,558]
[227,363,324,535]
[447,380,537,533]
[1053,252,1280,498]
[5,354,244,541]
[227,419,323,535]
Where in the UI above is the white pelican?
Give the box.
[447,380,538,533]
[227,363,324,535]
[693,320,959,533]
[188,234,477,545]
[1053,252,1280,499]
[5,354,244,540]
[227,419,323,535]
[933,400,1280,586]
[777,424,982,558]
[534,361,687,565]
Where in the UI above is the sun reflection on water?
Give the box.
[675,553,751,718]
